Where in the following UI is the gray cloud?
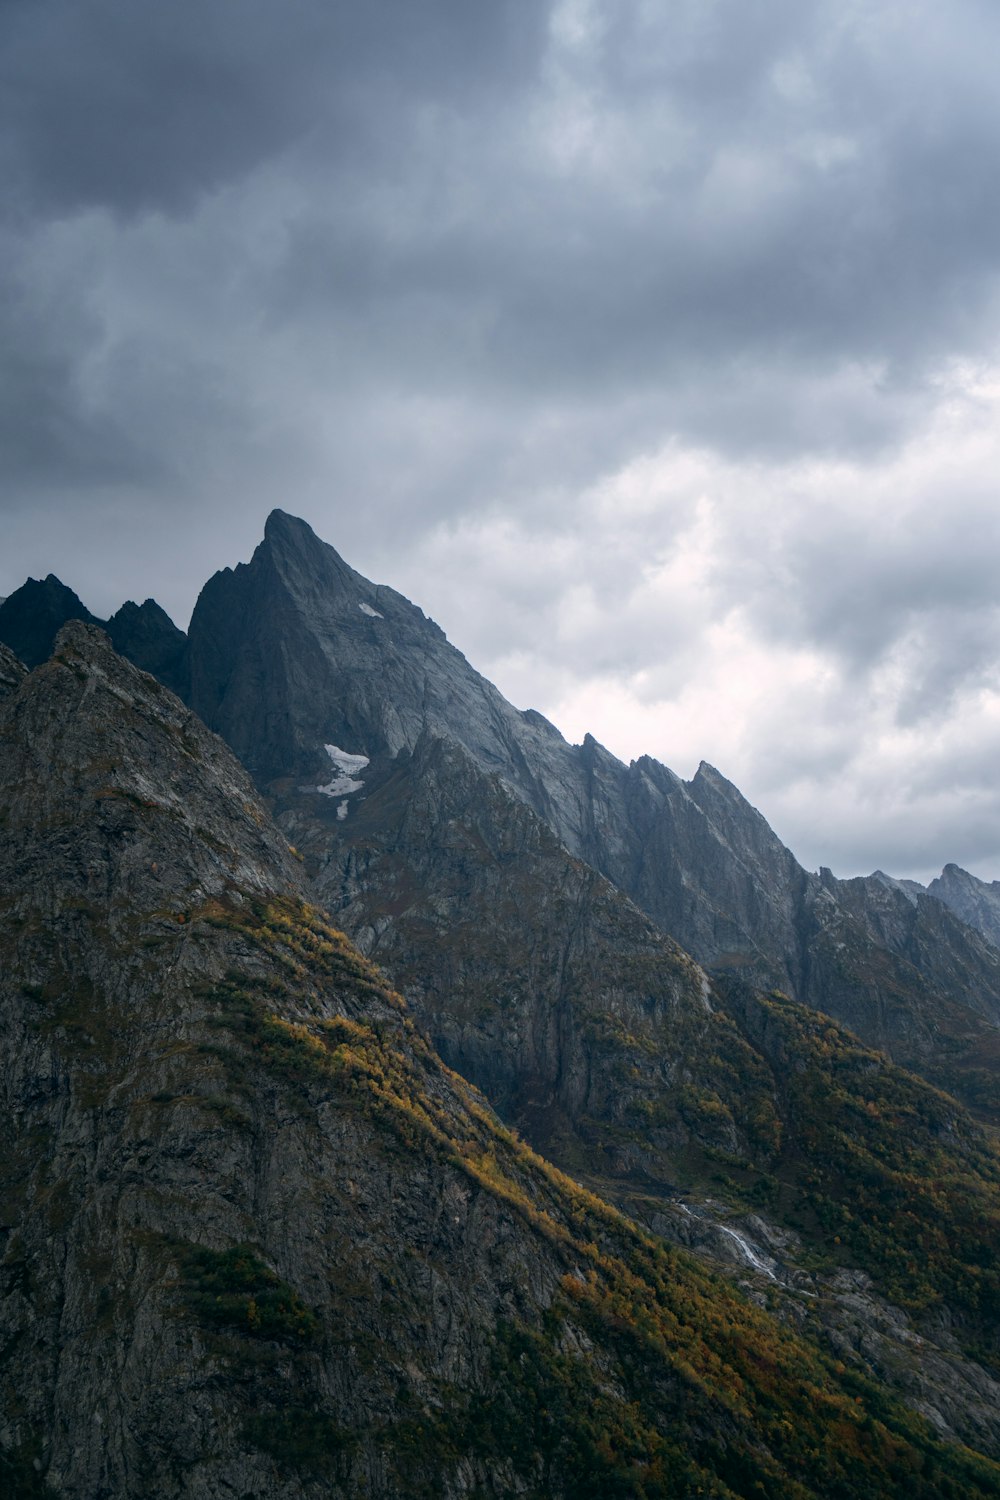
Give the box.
[3,0,1000,880]
[0,0,543,215]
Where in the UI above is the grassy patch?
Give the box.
[175,1243,318,1344]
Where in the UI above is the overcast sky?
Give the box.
[4,0,1000,883]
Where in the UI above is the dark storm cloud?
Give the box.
[252,0,1000,391]
[0,0,544,216]
[6,0,1000,510]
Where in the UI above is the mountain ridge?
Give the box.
[4,513,1000,1127]
[181,513,1000,1124]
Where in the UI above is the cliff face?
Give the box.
[0,642,27,701]
[10,625,1000,1497]
[276,724,1000,1445]
[927,863,1000,950]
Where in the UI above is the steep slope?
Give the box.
[183,513,1000,1119]
[276,727,1000,1439]
[8,627,999,1496]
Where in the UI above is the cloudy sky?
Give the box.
[4,0,1000,882]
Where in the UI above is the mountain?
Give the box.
[105,597,189,698]
[178,513,1000,1122]
[7,515,999,1125]
[177,514,1000,1438]
[0,577,188,697]
[8,625,1000,1496]
[0,575,98,669]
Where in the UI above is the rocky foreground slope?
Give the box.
[4,626,1000,1497]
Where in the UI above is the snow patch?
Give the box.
[317,743,369,797]
[336,800,349,821]
[359,602,383,619]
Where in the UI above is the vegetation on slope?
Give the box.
[666,981,1000,1348]
[177,894,1000,1497]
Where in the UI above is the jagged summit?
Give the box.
[260,507,364,594]
[106,597,188,697]
[0,573,98,667]
[871,863,1000,951]
[0,575,188,693]
[186,510,572,799]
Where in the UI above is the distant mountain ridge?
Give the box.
[0,573,187,695]
[879,863,1000,951]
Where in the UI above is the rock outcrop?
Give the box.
[0,642,27,702]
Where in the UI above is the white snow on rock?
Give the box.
[336,799,349,820]
[317,743,369,797]
[359,602,383,618]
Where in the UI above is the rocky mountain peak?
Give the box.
[691,759,756,809]
[928,861,1000,948]
[105,597,188,698]
[0,573,98,668]
[259,507,363,604]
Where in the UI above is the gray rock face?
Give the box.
[275,728,1000,1453]
[0,625,624,1494]
[290,729,714,1166]
[185,513,1000,1119]
[186,510,588,816]
[0,643,27,702]
[927,863,1000,950]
